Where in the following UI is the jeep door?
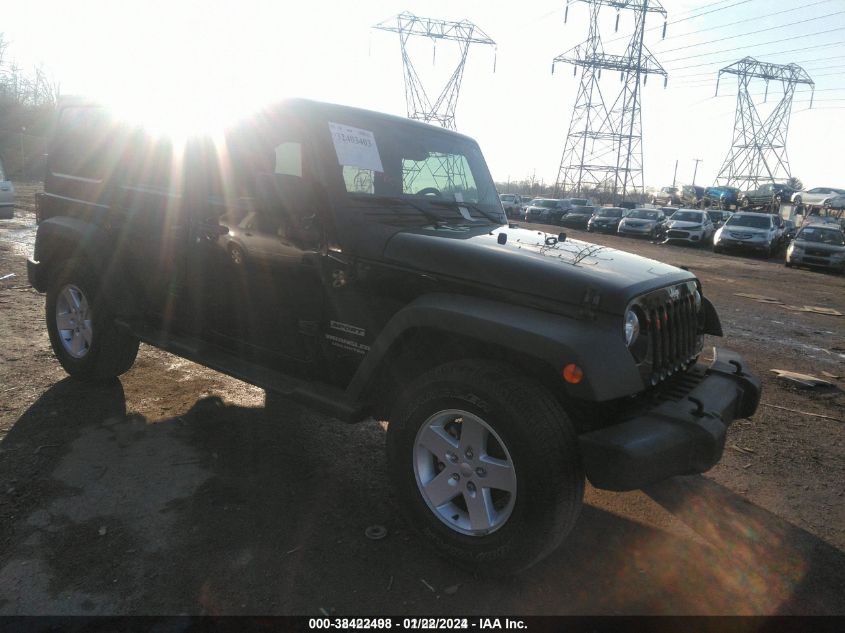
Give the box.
[200,115,326,366]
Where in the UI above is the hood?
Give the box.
[382,225,694,315]
[723,225,771,236]
[667,219,703,229]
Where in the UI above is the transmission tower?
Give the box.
[714,57,814,190]
[373,11,496,130]
[553,0,667,200]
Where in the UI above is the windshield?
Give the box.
[798,227,845,245]
[596,208,624,218]
[671,211,703,223]
[333,116,502,222]
[500,194,515,202]
[569,198,588,206]
[726,214,772,229]
[535,199,559,209]
[662,187,677,194]
[628,210,659,220]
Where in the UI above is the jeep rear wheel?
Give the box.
[46,265,139,381]
[386,360,584,575]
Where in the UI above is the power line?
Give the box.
[664,42,845,72]
[662,29,845,64]
[670,62,845,82]
[657,10,845,55]
[656,0,834,44]
[601,0,756,47]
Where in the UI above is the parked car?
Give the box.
[587,207,629,233]
[680,185,706,208]
[662,209,715,246]
[707,210,733,229]
[523,198,569,223]
[712,212,781,258]
[827,193,845,210]
[791,187,845,210]
[739,183,797,210]
[651,186,681,206]
[617,208,666,239]
[519,196,538,218]
[785,223,845,272]
[28,96,761,574]
[702,186,740,210]
[499,193,522,218]
[558,205,595,229]
[0,156,14,219]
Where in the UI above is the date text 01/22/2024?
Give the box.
[307,618,527,630]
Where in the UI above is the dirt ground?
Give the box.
[1,185,843,615]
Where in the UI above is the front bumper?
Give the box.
[788,252,845,270]
[578,347,761,491]
[716,238,770,252]
[27,258,46,292]
[618,225,653,235]
[666,229,705,243]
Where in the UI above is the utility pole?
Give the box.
[715,57,814,189]
[672,159,678,188]
[691,158,702,186]
[552,0,668,201]
[19,127,27,180]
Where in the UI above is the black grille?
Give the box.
[806,249,829,257]
[646,293,698,384]
[667,229,690,238]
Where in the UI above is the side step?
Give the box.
[115,320,368,422]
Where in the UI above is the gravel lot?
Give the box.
[1,185,843,615]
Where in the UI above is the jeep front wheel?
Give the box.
[386,360,584,575]
[46,265,139,381]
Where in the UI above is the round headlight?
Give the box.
[693,289,702,312]
[624,309,640,347]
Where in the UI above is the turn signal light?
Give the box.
[562,363,584,384]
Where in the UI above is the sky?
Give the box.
[2,0,845,191]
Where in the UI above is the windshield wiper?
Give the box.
[360,195,448,226]
[427,199,505,225]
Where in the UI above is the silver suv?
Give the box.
[785,223,845,273]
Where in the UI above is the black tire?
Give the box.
[46,263,139,381]
[386,360,584,575]
[713,245,723,254]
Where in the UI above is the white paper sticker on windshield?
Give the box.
[328,122,384,173]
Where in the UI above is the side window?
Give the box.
[274,142,302,178]
[50,106,123,180]
[343,166,374,194]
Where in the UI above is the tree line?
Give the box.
[0,33,59,180]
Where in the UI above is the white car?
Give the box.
[499,193,523,218]
[791,187,845,209]
[0,157,14,219]
[662,209,715,246]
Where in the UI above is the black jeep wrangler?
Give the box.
[28,98,761,574]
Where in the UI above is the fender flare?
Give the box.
[346,293,645,403]
[32,217,136,314]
